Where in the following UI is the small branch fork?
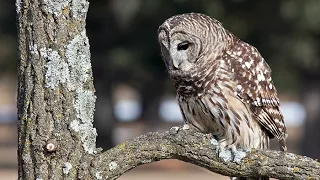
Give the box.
[88,128,320,179]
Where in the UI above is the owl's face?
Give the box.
[158,13,229,76]
[158,27,202,72]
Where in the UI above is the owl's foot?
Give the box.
[210,138,248,163]
[169,124,191,134]
[182,124,190,130]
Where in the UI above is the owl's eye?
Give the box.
[177,41,190,51]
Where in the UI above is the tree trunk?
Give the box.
[16,0,97,179]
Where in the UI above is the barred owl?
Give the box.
[158,13,287,178]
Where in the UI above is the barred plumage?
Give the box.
[158,13,287,179]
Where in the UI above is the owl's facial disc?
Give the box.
[170,39,194,71]
[158,31,201,72]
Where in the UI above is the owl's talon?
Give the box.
[210,137,219,146]
[216,146,247,163]
[170,124,192,134]
[211,139,247,163]
[182,124,190,130]
[169,126,180,134]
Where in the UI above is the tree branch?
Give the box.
[88,128,319,180]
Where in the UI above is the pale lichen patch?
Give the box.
[74,89,97,154]
[41,0,89,18]
[41,47,70,89]
[233,149,248,163]
[29,43,39,56]
[95,171,103,180]
[70,0,89,18]
[15,0,22,13]
[40,30,97,154]
[69,89,97,154]
[42,0,69,16]
[65,31,97,154]
[65,30,91,91]
[63,162,72,175]
[109,161,118,171]
[22,154,32,163]
[81,126,97,154]
[74,89,96,122]
[218,148,233,162]
[70,120,80,132]
[69,116,97,155]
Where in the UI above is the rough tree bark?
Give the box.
[16,0,320,180]
[95,129,320,180]
[16,0,97,179]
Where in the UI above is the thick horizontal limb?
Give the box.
[88,128,320,179]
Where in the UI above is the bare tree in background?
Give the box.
[16,1,320,179]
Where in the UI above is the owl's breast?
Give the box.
[174,59,236,95]
[178,87,268,149]
[178,93,228,136]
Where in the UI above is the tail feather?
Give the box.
[279,138,287,151]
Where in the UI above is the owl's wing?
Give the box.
[225,40,287,150]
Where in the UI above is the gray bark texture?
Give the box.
[95,129,320,180]
[16,0,96,179]
[16,0,320,180]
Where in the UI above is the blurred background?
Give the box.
[1,0,320,179]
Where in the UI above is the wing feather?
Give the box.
[225,38,287,150]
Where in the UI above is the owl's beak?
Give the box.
[172,58,182,69]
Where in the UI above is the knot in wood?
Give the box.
[46,139,58,152]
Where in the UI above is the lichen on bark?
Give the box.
[17,0,96,179]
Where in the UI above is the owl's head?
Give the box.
[158,13,230,76]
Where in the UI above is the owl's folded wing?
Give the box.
[225,39,287,150]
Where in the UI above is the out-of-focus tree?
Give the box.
[86,0,320,156]
[0,1,17,74]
